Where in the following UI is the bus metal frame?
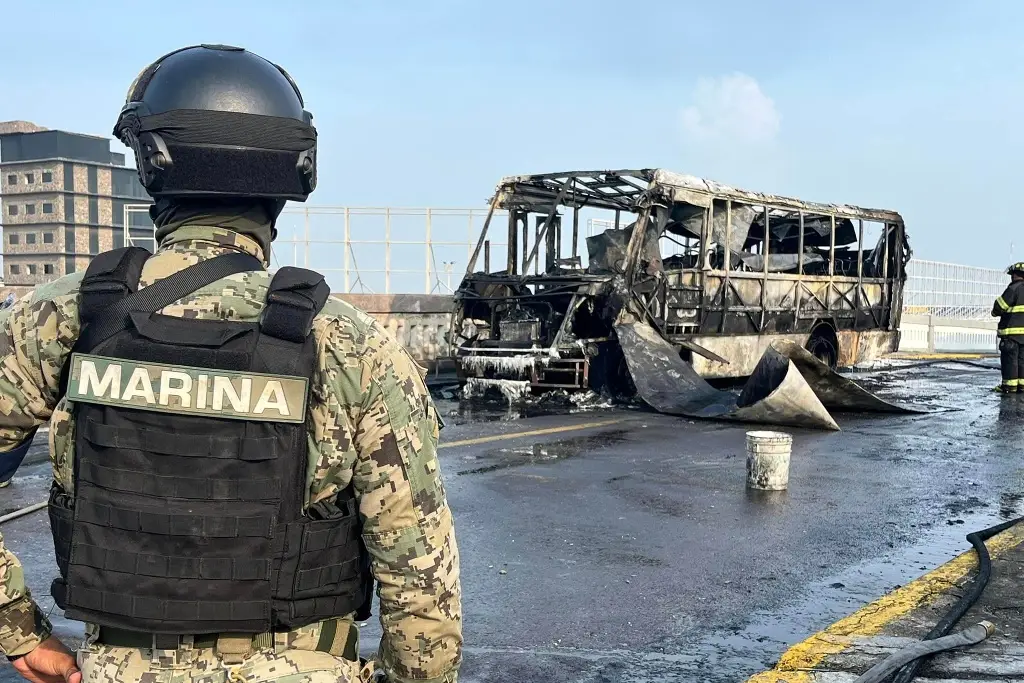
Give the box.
[449,169,911,393]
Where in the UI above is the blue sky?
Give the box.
[3,0,1022,280]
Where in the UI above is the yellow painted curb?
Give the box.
[746,521,1024,682]
[439,418,626,450]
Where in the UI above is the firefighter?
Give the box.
[992,261,1024,393]
[0,45,462,683]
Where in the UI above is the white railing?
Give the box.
[120,206,1011,324]
[903,259,1007,319]
[273,207,507,295]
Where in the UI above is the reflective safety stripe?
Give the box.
[1004,379,1021,387]
[993,299,1024,312]
[998,327,1024,336]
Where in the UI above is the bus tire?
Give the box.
[806,323,839,369]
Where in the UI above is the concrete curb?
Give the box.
[745,521,1024,682]
[890,352,996,360]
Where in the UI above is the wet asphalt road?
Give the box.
[3,360,1024,682]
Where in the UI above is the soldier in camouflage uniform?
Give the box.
[0,45,461,683]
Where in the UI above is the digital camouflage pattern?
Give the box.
[75,622,378,683]
[0,227,462,683]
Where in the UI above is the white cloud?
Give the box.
[680,73,781,146]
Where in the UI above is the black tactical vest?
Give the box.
[49,247,373,635]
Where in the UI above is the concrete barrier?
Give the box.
[334,293,454,372]
[898,314,998,354]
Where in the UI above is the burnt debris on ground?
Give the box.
[616,317,925,431]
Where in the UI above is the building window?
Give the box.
[8,234,18,245]
[42,203,53,214]
[44,264,54,275]
[27,265,37,275]
[43,232,53,244]
[9,265,19,275]
[6,174,16,185]
[25,173,34,184]
[26,234,36,245]
[25,204,36,216]
[42,171,53,184]
[7,205,17,216]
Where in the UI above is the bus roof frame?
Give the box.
[491,168,905,225]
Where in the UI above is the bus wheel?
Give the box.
[806,324,839,369]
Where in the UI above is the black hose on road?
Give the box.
[853,621,995,683]
[886,514,1024,683]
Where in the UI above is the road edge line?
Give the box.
[745,520,1024,682]
[439,418,627,449]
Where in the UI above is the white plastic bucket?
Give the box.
[745,430,793,491]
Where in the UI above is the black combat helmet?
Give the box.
[113,44,316,201]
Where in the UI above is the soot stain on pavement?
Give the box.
[457,429,631,475]
[433,389,640,427]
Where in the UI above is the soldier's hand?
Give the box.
[10,636,81,683]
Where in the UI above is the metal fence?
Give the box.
[124,205,508,294]
[272,207,508,294]
[123,206,1010,320]
[903,259,1006,319]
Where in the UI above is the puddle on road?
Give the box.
[847,362,996,411]
[458,430,632,475]
[1000,490,1024,519]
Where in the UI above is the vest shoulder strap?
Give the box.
[79,247,151,326]
[78,251,263,353]
[58,251,263,399]
[260,267,330,343]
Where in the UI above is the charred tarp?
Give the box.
[613,314,923,431]
[450,168,915,429]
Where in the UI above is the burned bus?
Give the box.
[449,169,911,395]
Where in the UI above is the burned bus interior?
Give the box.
[449,169,910,395]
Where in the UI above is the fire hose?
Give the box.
[854,514,1024,682]
[0,501,47,524]
[852,621,995,683]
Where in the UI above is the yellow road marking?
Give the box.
[892,352,992,360]
[746,522,1024,682]
[439,418,626,450]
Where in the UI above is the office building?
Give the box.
[0,120,154,294]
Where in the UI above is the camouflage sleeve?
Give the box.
[0,274,82,655]
[0,540,53,657]
[318,320,462,683]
